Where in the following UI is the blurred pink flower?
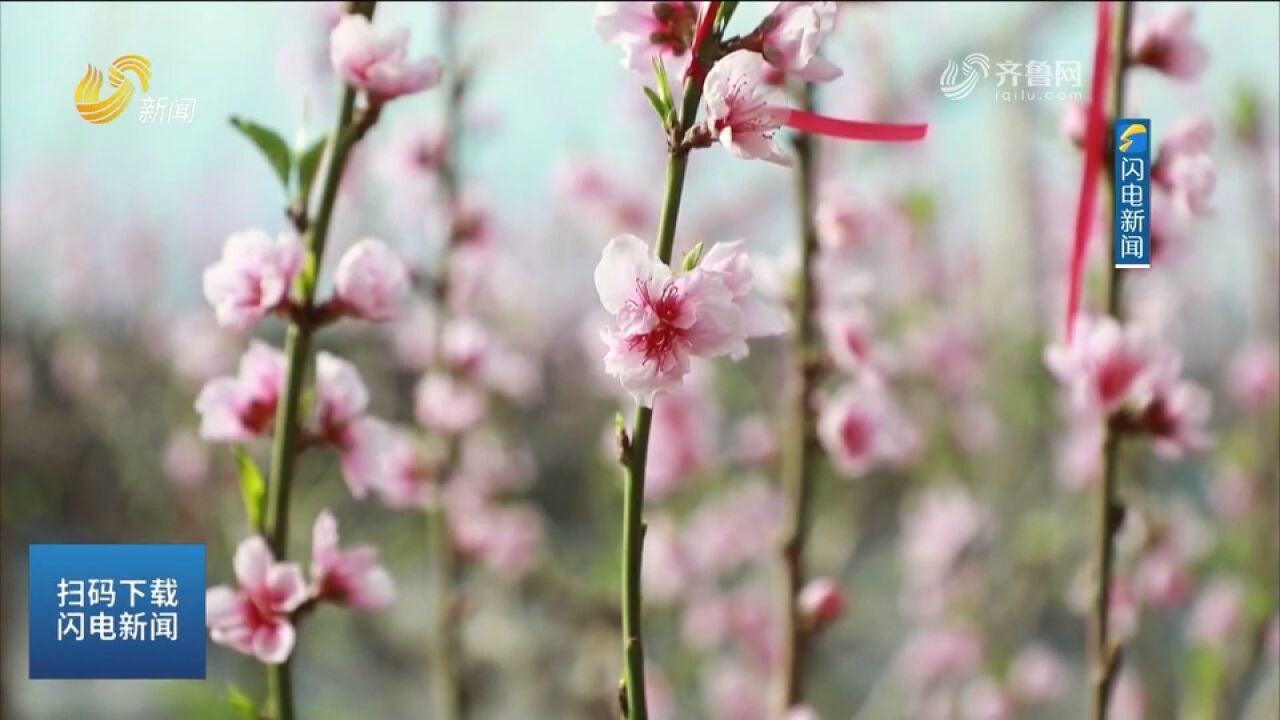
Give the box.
[798,576,845,629]
[1134,541,1191,608]
[1129,5,1208,80]
[1266,615,1280,658]
[451,501,543,579]
[646,664,677,720]
[1137,357,1212,458]
[374,430,438,510]
[334,238,409,322]
[700,240,791,338]
[784,705,819,720]
[1056,413,1104,491]
[315,351,370,433]
[961,677,1014,720]
[163,429,211,490]
[1061,101,1087,148]
[147,313,239,383]
[902,485,986,592]
[195,341,286,442]
[389,304,439,369]
[1188,577,1243,647]
[821,306,880,373]
[1207,464,1256,521]
[814,190,909,257]
[310,509,395,611]
[642,515,694,603]
[203,230,303,331]
[732,414,778,467]
[895,625,984,686]
[1045,315,1160,415]
[1007,643,1068,707]
[760,2,842,82]
[685,480,784,577]
[594,235,748,406]
[330,15,442,100]
[206,536,307,664]
[817,376,918,478]
[647,381,719,499]
[1109,669,1147,720]
[1227,342,1279,412]
[414,372,487,434]
[1110,578,1140,642]
[703,660,768,720]
[905,317,984,399]
[336,417,393,499]
[703,51,794,165]
[594,1,701,73]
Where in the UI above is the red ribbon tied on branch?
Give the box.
[1065,0,1113,341]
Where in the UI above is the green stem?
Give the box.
[263,5,375,718]
[425,5,466,717]
[1090,3,1133,718]
[776,81,820,714]
[428,506,461,720]
[620,70,709,720]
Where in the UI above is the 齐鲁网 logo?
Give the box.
[939,53,990,100]
[74,55,151,124]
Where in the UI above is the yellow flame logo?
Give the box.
[1117,123,1146,153]
[74,55,151,124]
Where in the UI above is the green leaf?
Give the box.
[296,136,328,205]
[641,87,669,127]
[229,116,292,191]
[225,683,257,720]
[233,447,267,534]
[680,242,704,272]
[652,57,674,122]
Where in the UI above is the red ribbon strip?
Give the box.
[784,110,928,142]
[1065,0,1113,341]
[686,1,722,82]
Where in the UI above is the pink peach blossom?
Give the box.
[1130,6,1208,80]
[195,340,286,442]
[817,376,919,478]
[699,240,791,339]
[334,238,409,322]
[702,51,794,165]
[310,509,395,611]
[594,234,747,405]
[594,1,702,73]
[206,536,308,664]
[1045,315,1161,415]
[759,2,842,82]
[314,351,370,435]
[330,15,442,100]
[202,230,303,331]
